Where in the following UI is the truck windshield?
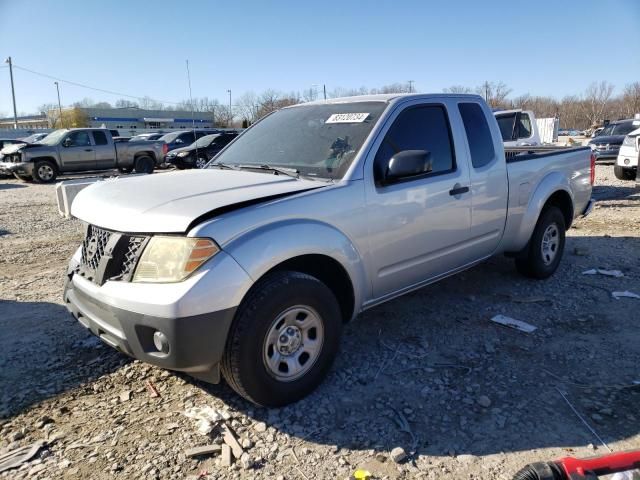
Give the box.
[37,129,68,146]
[600,122,639,136]
[210,102,387,179]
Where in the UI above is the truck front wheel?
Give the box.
[515,206,566,279]
[32,160,58,184]
[221,271,342,407]
[134,155,154,174]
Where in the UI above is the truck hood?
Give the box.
[71,169,327,233]
[589,135,624,145]
[0,142,27,155]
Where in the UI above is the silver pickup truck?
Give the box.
[0,128,163,183]
[63,94,594,406]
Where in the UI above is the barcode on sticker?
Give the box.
[325,113,369,124]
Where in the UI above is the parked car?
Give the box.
[588,118,640,162]
[614,126,640,180]
[17,132,50,143]
[130,133,164,142]
[494,109,541,146]
[158,129,221,160]
[64,93,594,406]
[166,132,239,169]
[0,128,164,183]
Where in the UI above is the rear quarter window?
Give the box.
[458,103,496,169]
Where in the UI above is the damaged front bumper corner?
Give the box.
[0,161,32,176]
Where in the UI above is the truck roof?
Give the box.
[297,93,485,107]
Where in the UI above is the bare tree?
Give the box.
[236,92,260,125]
[115,99,139,109]
[621,82,640,117]
[475,81,512,109]
[443,85,472,94]
[138,96,164,110]
[581,81,615,127]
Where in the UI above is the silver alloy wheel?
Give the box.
[541,223,559,265]
[195,157,208,169]
[263,305,324,382]
[38,164,54,181]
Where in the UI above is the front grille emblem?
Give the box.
[85,236,99,261]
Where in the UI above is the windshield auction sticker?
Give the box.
[325,113,369,124]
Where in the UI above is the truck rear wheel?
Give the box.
[221,271,342,407]
[614,165,636,181]
[31,160,57,184]
[515,206,566,279]
[134,155,154,174]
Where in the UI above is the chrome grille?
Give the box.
[120,236,146,278]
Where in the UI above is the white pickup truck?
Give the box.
[64,94,594,406]
[494,109,541,147]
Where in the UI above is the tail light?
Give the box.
[590,152,595,185]
[162,144,168,155]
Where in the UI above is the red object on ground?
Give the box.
[557,450,640,478]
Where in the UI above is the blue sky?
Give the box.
[1,0,639,115]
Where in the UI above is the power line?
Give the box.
[12,63,181,106]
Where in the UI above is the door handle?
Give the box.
[84,149,93,152]
[449,185,469,196]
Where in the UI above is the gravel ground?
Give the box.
[0,166,639,480]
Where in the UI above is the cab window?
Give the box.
[65,131,91,147]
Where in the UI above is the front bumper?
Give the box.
[64,274,236,383]
[166,155,195,168]
[0,161,33,176]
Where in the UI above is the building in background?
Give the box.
[0,107,214,135]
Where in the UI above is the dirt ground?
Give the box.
[0,166,639,480]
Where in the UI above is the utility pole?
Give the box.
[408,80,414,93]
[227,89,232,127]
[323,84,327,101]
[54,81,63,128]
[5,56,18,129]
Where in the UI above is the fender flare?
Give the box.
[514,171,573,250]
[223,219,368,318]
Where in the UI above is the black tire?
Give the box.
[614,165,636,181]
[31,160,57,184]
[221,271,342,407]
[134,155,154,174]
[515,206,566,279]
[117,166,133,174]
[175,164,186,170]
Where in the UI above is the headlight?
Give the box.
[177,151,190,157]
[622,136,635,146]
[132,236,219,283]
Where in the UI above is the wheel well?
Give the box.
[544,190,573,228]
[32,157,58,168]
[265,254,355,323]
[134,152,155,161]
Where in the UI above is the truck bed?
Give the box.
[504,145,590,162]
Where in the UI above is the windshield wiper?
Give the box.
[236,164,300,179]
[209,162,240,170]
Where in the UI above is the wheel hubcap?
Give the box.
[263,306,324,382]
[541,223,559,265]
[196,157,207,168]
[38,165,53,181]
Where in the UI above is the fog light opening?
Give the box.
[153,331,170,354]
[624,158,630,165]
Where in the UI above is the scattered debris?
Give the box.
[582,268,624,278]
[222,424,244,458]
[511,295,549,304]
[145,380,160,398]
[119,390,132,402]
[612,291,640,300]
[0,440,45,473]
[477,395,492,408]
[490,314,537,333]
[390,446,407,463]
[351,469,372,480]
[239,452,254,470]
[221,444,232,467]
[254,421,267,433]
[184,445,222,458]
[183,406,223,435]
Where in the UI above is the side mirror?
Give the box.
[62,138,72,147]
[383,150,433,185]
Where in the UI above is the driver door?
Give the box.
[59,131,96,171]
[364,101,473,300]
